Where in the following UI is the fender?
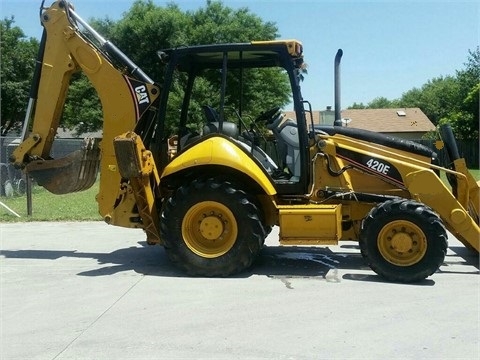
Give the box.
[162,137,277,195]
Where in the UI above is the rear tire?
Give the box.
[360,199,447,283]
[160,177,264,276]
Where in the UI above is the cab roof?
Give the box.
[159,40,303,71]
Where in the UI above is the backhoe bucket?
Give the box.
[26,138,100,195]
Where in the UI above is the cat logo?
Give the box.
[125,76,154,120]
[134,85,149,105]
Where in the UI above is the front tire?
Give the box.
[360,199,447,283]
[160,177,264,276]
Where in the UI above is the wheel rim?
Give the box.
[182,201,238,258]
[377,220,427,266]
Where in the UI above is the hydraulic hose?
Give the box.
[16,29,47,140]
[66,4,154,84]
[439,124,460,162]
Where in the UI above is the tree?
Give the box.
[349,102,367,109]
[184,1,288,123]
[61,74,103,136]
[401,49,479,140]
[186,0,278,44]
[347,97,399,109]
[443,47,480,140]
[367,96,400,109]
[99,0,189,82]
[348,48,479,140]
[63,0,288,134]
[400,76,460,125]
[0,18,38,135]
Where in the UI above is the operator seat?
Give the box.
[202,105,219,123]
[268,115,301,179]
[202,105,239,138]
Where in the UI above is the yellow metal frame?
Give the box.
[251,40,303,57]
[278,204,342,245]
[162,137,277,196]
[377,220,427,266]
[316,132,480,252]
[182,200,238,258]
[11,2,161,235]
[111,132,161,244]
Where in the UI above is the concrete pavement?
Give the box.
[1,221,479,359]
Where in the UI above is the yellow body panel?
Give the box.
[316,132,480,251]
[278,204,342,245]
[406,169,480,252]
[162,137,277,196]
[110,132,161,244]
[251,40,303,57]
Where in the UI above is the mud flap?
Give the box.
[26,138,100,194]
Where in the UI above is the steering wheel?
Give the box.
[254,106,281,124]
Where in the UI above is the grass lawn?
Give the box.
[1,169,479,223]
[469,169,480,180]
[0,181,101,222]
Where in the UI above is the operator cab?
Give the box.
[156,41,311,195]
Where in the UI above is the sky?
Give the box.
[2,0,479,110]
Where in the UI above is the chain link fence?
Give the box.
[0,137,87,196]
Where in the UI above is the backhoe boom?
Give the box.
[10,1,162,241]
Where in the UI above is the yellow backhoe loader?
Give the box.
[11,1,479,282]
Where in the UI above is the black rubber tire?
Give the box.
[248,196,271,246]
[359,199,447,283]
[160,177,264,276]
[263,225,273,238]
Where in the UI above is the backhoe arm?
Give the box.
[10,1,162,242]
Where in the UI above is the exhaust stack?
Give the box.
[334,49,343,126]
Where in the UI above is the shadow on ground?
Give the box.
[439,246,480,275]
[3,241,476,284]
[2,242,358,278]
